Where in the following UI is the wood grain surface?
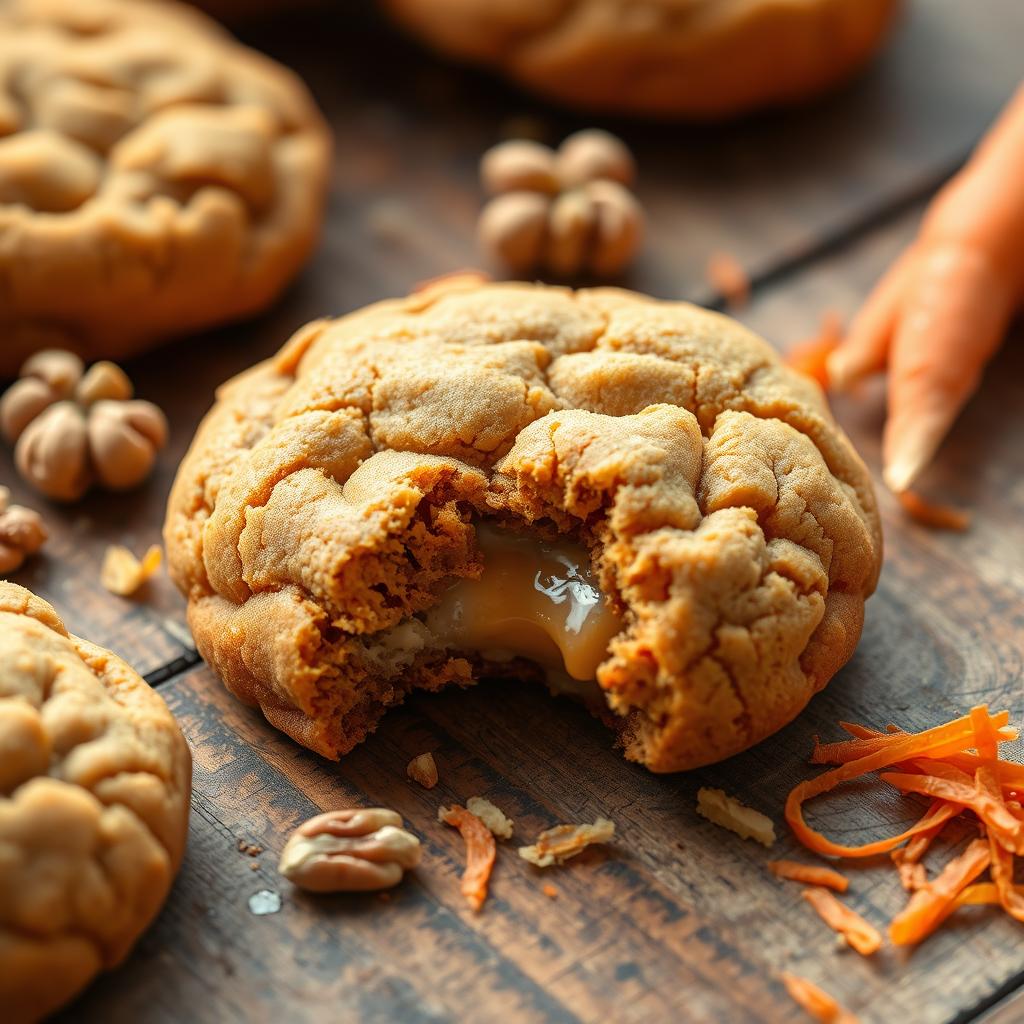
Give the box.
[6,2,1023,1022]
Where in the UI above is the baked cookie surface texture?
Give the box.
[0,582,192,1023]
[165,276,881,773]
[0,0,331,374]
[384,0,900,118]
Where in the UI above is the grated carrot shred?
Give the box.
[768,860,849,892]
[781,973,860,1024]
[785,311,843,390]
[787,703,1024,948]
[439,804,496,912]
[897,490,971,531]
[801,888,882,956]
[890,839,991,945]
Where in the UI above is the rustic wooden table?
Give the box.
[4,3,1023,1022]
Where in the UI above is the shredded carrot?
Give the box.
[781,972,860,1024]
[956,882,1000,907]
[890,838,991,945]
[785,311,843,390]
[439,804,496,912]
[542,884,559,900]
[801,887,882,955]
[706,251,749,308]
[897,490,971,531]
[879,770,1023,851]
[768,860,848,892]
[785,709,1010,858]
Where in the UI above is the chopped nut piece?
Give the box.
[518,818,615,867]
[696,787,776,847]
[407,751,439,789]
[466,796,514,839]
[0,487,47,575]
[100,544,162,596]
[278,808,421,892]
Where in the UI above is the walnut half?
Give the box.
[278,809,422,892]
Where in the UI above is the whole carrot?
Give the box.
[828,82,1024,493]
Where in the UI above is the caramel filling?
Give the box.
[425,525,622,681]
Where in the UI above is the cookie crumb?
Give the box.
[466,796,514,839]
[100,544,162,596]
[696,787,775,847]
[407,752,439,789]
[518,818,615,867]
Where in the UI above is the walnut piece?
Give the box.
[518,818,615,867]
[278,808,422,892]
[0,486,47,574]
[406,751,439,789]
[100,544,163,597]
[2,349,166,501]
[696,787,776,847]
[466,796,514,839]
[478,130,643,278]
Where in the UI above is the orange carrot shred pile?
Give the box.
[768,859,849,892]
[781,973,860,1024]
[801,887,882,955]
[784,703,1024,948]
[439,804,496,912]
[785,311,843,390]
[897,490,971,531]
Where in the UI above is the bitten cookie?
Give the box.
[0,0,331,374]
[0,582,192,1022]
[165,275,881,772]
[383,0,899,118]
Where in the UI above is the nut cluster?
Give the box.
[0,486,47,574]
[478,129,643,278]
[0,350,167,502]
[278,808,422,892]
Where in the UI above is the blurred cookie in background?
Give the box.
[0,0,332,375]
[382,0,900,119]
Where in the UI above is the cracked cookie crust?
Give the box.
[165,275,881,772]
[0,582,192,1023]
[383,0,899,119]
[0,0,331,373]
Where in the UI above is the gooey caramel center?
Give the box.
[425,524,622,681]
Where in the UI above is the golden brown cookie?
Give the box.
[383,0,900,118]
[0,0,331,375]
[165,275,881,772]
[0,582,192,1022]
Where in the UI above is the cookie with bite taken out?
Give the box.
[165,274,881,772]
